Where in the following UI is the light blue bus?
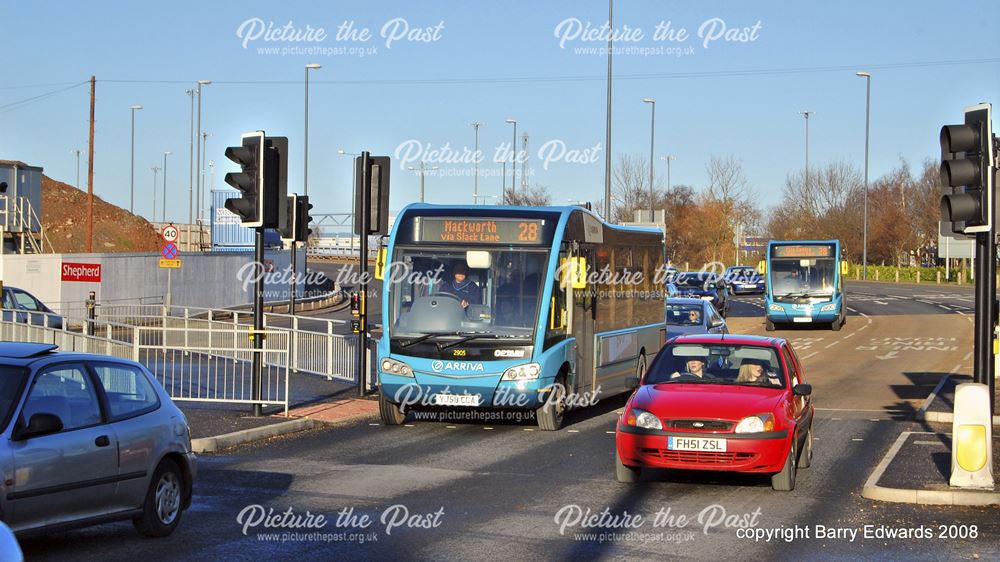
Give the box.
[760,239,848,331]
[376,204,666,430]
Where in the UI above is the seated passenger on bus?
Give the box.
[438,262,481,309]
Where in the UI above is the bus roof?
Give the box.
[767,239,840,246]
[396,203,663,235]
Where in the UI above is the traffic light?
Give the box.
[279,194,297,244]
[223,132,288,229]
[354,155,391,235]
[940,103,994,235]
[224,131,265,227]
[295,195,312,244]
[350,291,362,316]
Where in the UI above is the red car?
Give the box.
[615,334,814,491]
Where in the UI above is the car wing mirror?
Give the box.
[792,383,812,397]
[710,318,725,328]
[14,413,63,440]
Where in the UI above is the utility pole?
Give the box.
[87,76,95,253]
[471,122,481,203]
[72,149,81,190]
[521,132,529,195]
[151,166,161,220]
[603,0,613,221]
[800,111,813,193]
[187,89,194,226]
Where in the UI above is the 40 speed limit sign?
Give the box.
[162,224,179,243]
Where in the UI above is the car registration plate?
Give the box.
[793,317,812,323]
[433,393,481,407]
[667,436,727,452]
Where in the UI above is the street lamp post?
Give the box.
[407,162,439,203]
[505,118,517,199]
[186,89,194,225]
[338,149,360,238]
[643,98,655,215]
[162,152,172,223]
[603,0,614,221]
[72,149,82,190]
[857,71,871,281]
[800,111,813,192]
[470,122,482,203]
[661,155,676,192]
[151,166,161,220]
[304,64,321,197]
[130,104,142,214]
[195,80,211,228]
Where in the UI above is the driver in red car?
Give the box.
[670,357,715,379]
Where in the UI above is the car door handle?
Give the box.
[95,435,110,447]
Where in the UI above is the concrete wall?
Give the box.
[0,247,307,312]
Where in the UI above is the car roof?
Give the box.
[666,298,708,306]
[668,334,785,347]
[0,342,139,368]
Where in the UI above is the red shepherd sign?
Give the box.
[61,262,101,282]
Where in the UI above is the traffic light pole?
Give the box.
[357,152,371,398]
[289,243,297,315]
[973,231,997,414]
[252,227,264,417]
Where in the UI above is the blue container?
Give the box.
[211,190,282,248]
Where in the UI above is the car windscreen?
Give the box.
[665,303,704,326]
[0,366,29,428]
[644,344,785,388]
[674,274,713,289]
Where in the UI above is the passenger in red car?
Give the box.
[736,360,781,387]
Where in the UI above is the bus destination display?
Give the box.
[772,244,835,258]
[417,218,546,245]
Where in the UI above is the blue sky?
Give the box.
[3,0,998,226]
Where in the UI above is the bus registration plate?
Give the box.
[667,437,727,452]
[433,393,482,407]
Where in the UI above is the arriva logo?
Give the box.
[431,361,485,373]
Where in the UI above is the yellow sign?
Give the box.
[159,259,181,269]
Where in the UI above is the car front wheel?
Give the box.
[771,440,797,491]
[134,458,185,537]
[615,449,641,483]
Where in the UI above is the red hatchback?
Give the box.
[615,334,814,491]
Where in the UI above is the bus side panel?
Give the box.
[593,323,662,398]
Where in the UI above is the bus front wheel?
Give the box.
[379,389,406,425]
[831,314,844,331]
[537,375,567,431]
[765,318,775,331]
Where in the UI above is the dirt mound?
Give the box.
[42,175,162,253]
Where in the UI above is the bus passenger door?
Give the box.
[571,246,596,395]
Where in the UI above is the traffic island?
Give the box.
[184,406,320,453]
[915,374,1000,426]
[862,431,1000,506]
[283,396,379,425]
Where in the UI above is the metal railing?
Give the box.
[0,195,53,254]
[0,310,294,414]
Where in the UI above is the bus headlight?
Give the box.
[380,358,414,377]
[501,363,541,381]
[768,304,783,312]
[735,414,775,434]
[820,303,837,312]
[625,408,663,430]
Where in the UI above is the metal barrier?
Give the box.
[0,312,293,414]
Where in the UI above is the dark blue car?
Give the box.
[1,287,63,330]
[667,272,730,317]
[724,265,766,295]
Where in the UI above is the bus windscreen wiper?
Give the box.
[399,333,435,348]
[438,333,503,350]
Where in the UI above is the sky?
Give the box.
[3,0,998,230]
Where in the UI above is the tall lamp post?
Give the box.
[660,155,676,192]
[643,98,655,215]
[151,166,161,220]
[800,111,813,193]
[338,149,360,239]
[162,151,172,223]
[857,71,871,280]
[72,149,82,190]
[470,121,482,203]
[195,79,211,227]
[130,104,143,213]
[505,118,517,200]
[186,89,195,225]
[298,63,321,316]
[407,162,440,203]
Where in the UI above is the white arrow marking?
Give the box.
[875,350,899,360]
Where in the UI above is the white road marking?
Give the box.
[824,340,841,349]
[483,427,494,430]
[963,352,973,362]
[851,438,864,442]
[446,425,458,429]
[843,332,857,339]
[799,351,819,360]
[567,429,580,433]
[523,428,534,432]
[914,440,945,446]
[369,423,381,426]
[817,408,909,413]
[404,424,415,427]
[605,431,615,434]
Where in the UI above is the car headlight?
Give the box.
[820,303,837,312]
[501,363,541,381]
[625,408,663,430]
[734,414,775,434]
[768,304,783,312]
[380,357,414,377]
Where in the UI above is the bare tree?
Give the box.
[705,155,755,215]
[504,184,552,206]
[611,154,663,223]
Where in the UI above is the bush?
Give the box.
[845,263,968,284]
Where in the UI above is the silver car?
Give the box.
[0,342,196,537]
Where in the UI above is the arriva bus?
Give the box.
[760,239,848,331]
[376,204,666,430]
